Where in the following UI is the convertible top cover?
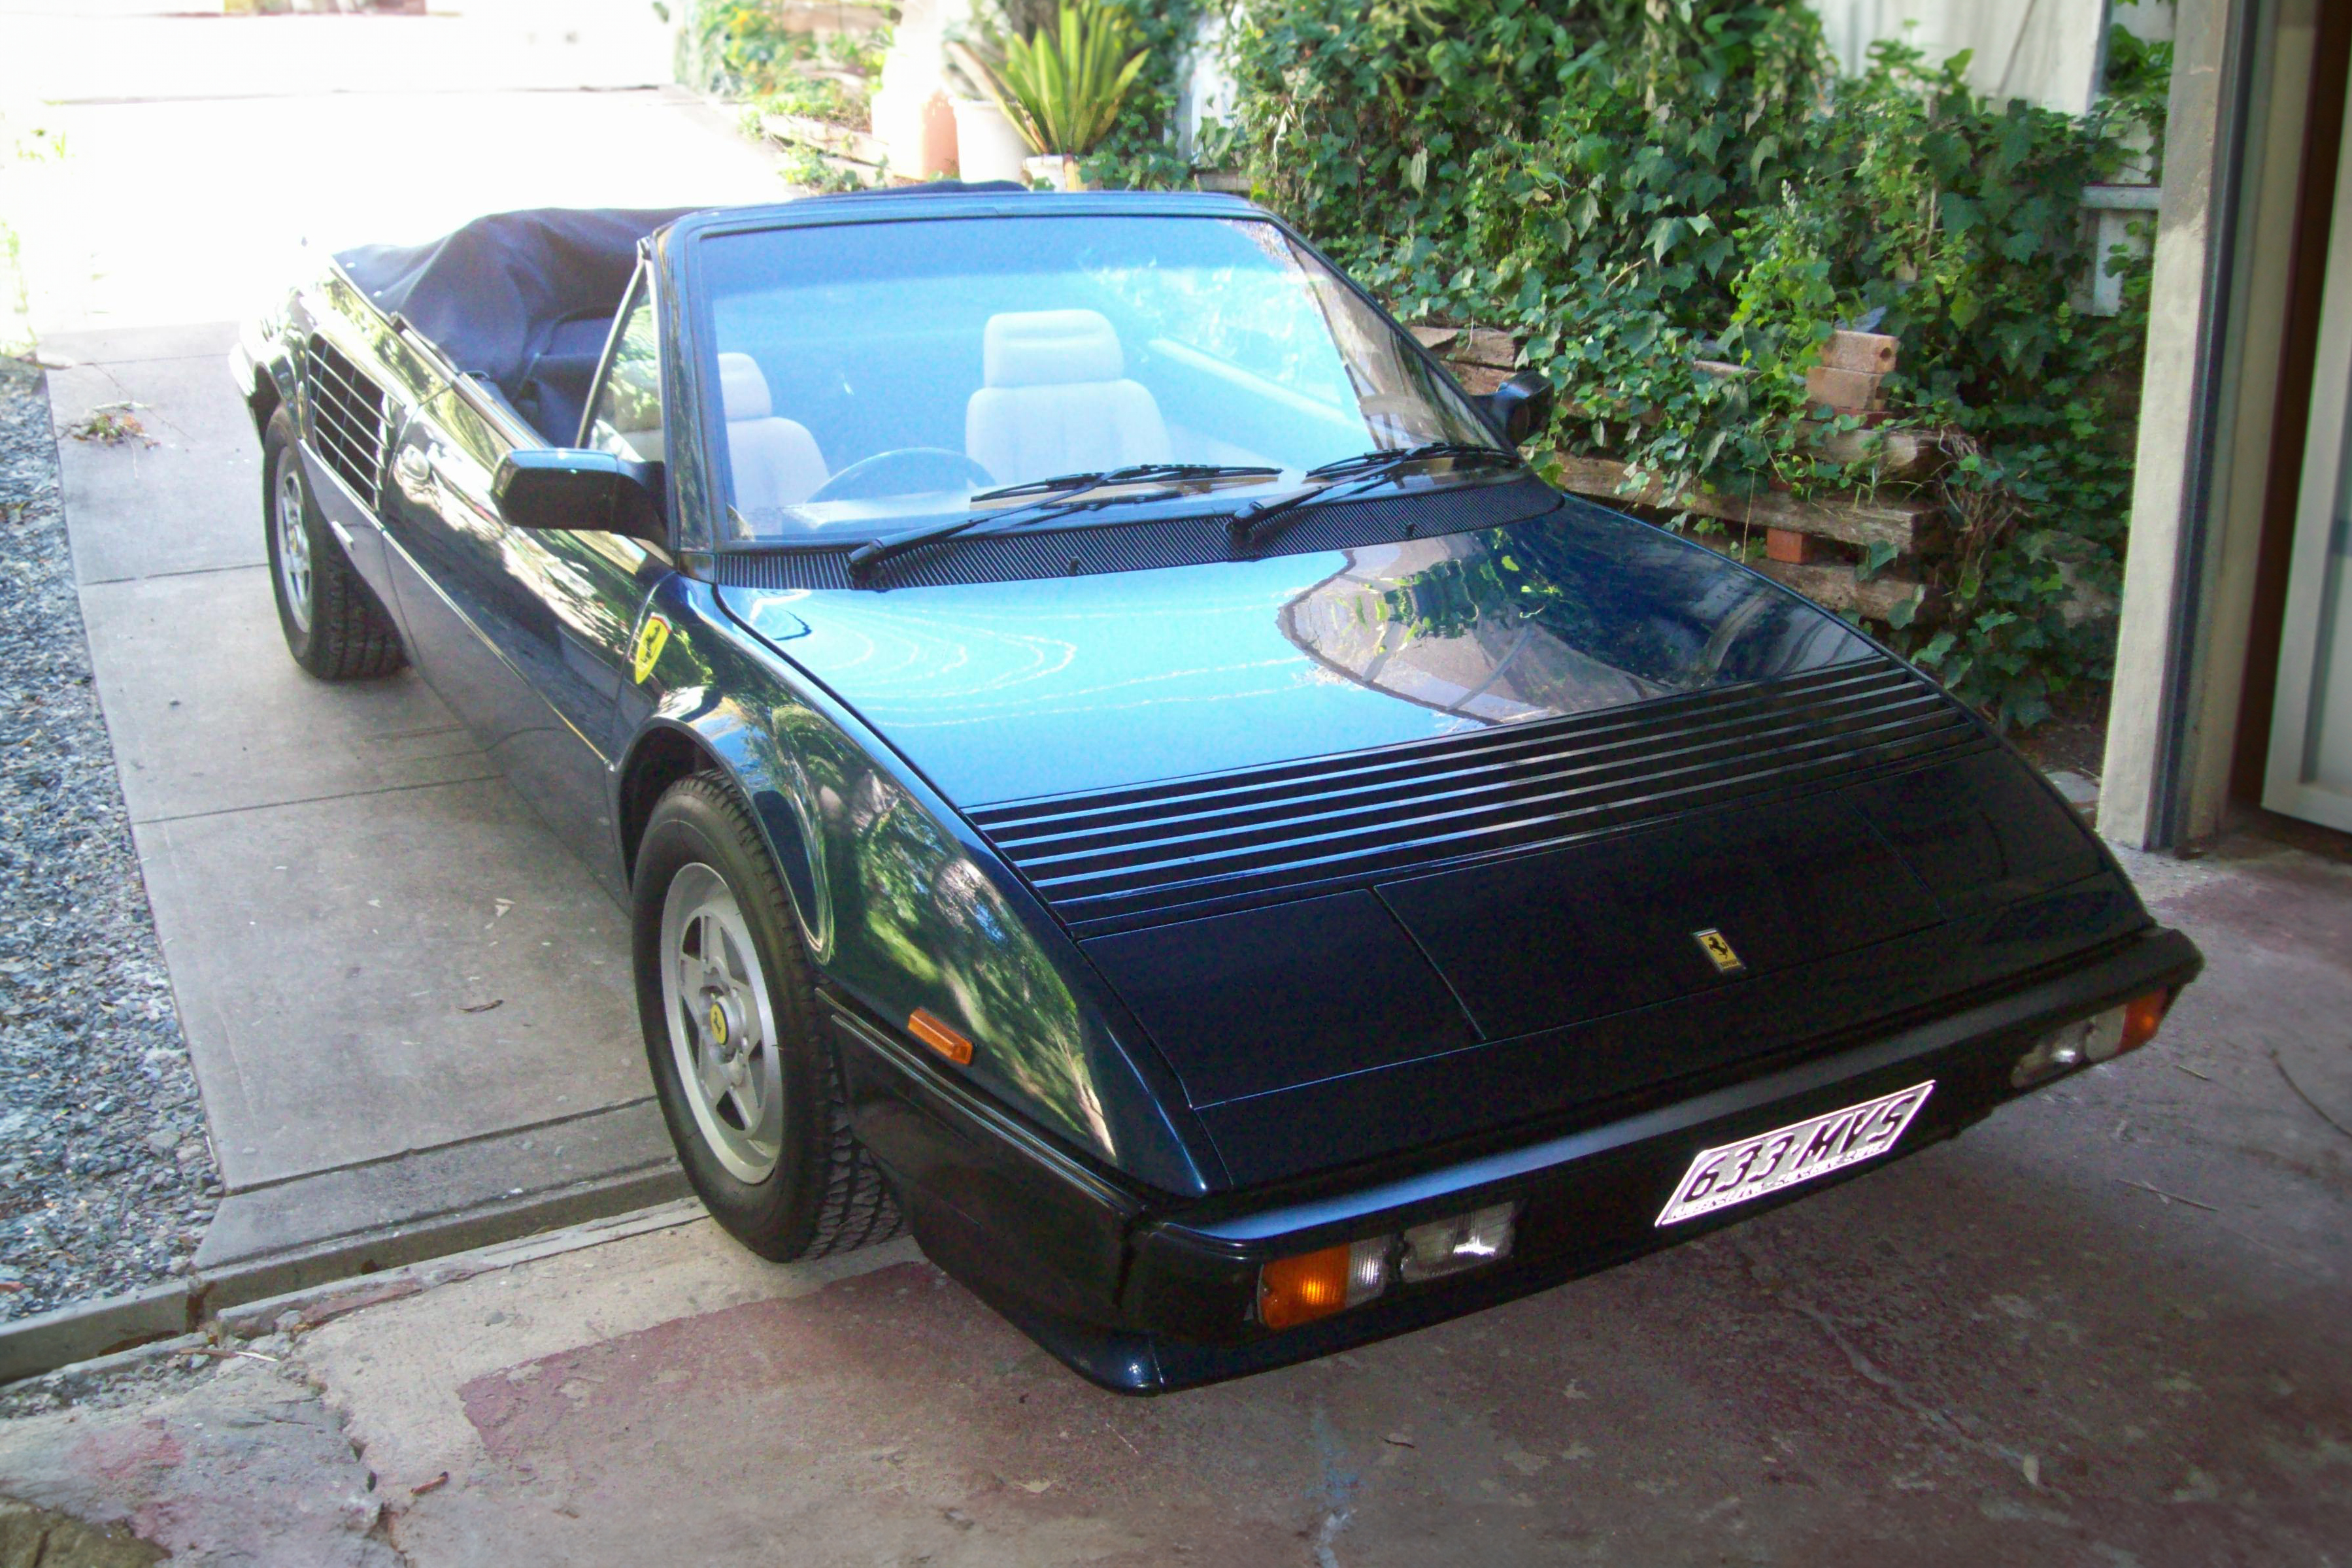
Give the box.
[336,207,691,442]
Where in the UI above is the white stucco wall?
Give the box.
[1809,0,2141,115]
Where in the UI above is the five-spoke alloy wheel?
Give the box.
[261,406,405,680]
[275,459,314,635]
[632,774,901,1260]
[660,863,785,1184]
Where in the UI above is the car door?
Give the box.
[378,280,670,897]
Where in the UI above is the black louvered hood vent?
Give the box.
[304,337,390,511]
[968,657,1983,933]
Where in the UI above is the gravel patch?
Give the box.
[0,356,221,1320]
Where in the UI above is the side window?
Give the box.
[586,278,662,463]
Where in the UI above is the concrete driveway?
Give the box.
[2,8,2348,1565]
[3,839,2348,1566]
[6,1,786,1288]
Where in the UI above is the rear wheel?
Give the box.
[263,406,404,680]
[633,774,902,1259]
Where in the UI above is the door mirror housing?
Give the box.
[1483,371,1555,446]
[493,448,666,545]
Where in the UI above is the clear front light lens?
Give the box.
[2011,992,2171,1089]
[1399,1203,1517,1284]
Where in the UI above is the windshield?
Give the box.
[697,213,1502,543]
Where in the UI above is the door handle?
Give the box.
[392,444,436,504]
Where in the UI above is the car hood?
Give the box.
[720,507,2113,1179]
[718,503,1874,810]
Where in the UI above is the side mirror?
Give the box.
[493,448,665,545]
[1483,371,1555,446]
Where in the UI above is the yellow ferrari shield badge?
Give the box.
[632,615,671,684]
[1693,928,1745,975]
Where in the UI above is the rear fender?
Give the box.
[234,292,303,440]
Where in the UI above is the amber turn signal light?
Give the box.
[907,1008,973,1065]
[1258,1239,1390,1330]
[2119,990,2170,1055]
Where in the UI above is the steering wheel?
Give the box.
[807,447,996,504]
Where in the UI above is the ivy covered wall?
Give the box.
[1200,0,2172,729]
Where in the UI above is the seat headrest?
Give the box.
[983,309,1126,388]
[718,352,772,421]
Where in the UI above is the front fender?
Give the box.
[620,576,1218,1199]
[628,695,837,965]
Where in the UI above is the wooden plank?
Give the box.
[1549,454,1939,553]
[1820,330,1898,373]
[760,113,888,169]
[1406,324,1518,367]
[1454,327,1520,368]
[1821,425,1935,477]
[1753,559,1932,624]
[767,1,891,31]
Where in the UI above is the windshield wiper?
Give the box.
[967,461,1280,506]
[1226,442,1520,550]
[847,463,1283,584]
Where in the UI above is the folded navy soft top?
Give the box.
[336,207,692,443]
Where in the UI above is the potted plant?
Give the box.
[950,0,1147,190]
[949,95,1033,185]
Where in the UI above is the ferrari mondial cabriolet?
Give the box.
[233,187,2200,1392]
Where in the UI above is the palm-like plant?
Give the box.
[957,0,1149,158]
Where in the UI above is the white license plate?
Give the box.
[1655,1081,1936,1227]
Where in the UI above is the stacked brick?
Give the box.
[1415,324,1943,627]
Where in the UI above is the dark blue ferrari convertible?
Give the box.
[231,187,2200,1392]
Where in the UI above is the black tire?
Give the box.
[263,406,405,680]
[633,773,903,1260]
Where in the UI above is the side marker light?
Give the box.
[907,1008,974,1065]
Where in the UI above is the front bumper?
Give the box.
[835,923,2201,1394]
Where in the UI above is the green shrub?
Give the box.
[964,0,1152,156]
[1217,0,2166,730]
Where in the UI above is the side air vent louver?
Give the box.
[969,658,1983,933]
[303,337,390,511]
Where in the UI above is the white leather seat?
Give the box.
[720,352,829,512]
[966,310,1171,486]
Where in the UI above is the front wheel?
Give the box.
[263,406,404,680]
[632,774,902,1260]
